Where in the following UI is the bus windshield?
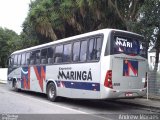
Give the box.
[113,36,147,58]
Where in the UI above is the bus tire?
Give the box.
[12,79,19,92]
[47,82,58,102]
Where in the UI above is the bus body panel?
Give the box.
[100,55,146,99]
[30,66,44,93]
[112,55,147,90]
[8,63,102,99]
[100,30,147,99]
[46,63,101,99]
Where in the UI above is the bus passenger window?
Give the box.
[26,52,30,65]
[96,37,102,59]
[48,47,54,64]
[17,54,21,66]
[14,55,18,65]
[73,42,80,62]
[9,55,14,67]
[80,40,87,62]
[54,45,63,63]
[8,58,11,67]
[21,53,26,65]
[88,38,96,60]
[30,52,35,65]
[63,43,72,62]
[30,50,40,65]
[35,50,40,64]
[41,48,48,64]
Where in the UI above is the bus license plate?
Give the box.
[125,92,133,97]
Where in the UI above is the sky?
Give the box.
[0,0,31,35]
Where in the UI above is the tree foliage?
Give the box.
[23,0,145,44]
[108,0,144,31]
[0,27,20,67]
[131,0,160,70]
[26,0,138,42]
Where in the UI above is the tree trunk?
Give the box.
[154,33,160,71]
[154,47,159,71]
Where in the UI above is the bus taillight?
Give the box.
[144,72,147,88]
[104,70,113,89]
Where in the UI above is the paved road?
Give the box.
[0,84,159,120]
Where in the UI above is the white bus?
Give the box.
[8,29,148,101]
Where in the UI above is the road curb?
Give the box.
[115,100,160,112]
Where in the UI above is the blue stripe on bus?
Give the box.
[55,81,100,91]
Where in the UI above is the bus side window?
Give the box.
[63,43,72,62]
[88,38,96,60]
[54,45,63,63]
[8,58,11,67]
[8,58,12,67]
[21,53,26,65]
[9,55,14,66]
[35,50,40,64]
[88,37,102,61]
[30,51,35,65]
[30,50,40,65]
[17,54,22,66]
[73,42,80,62]
[80,40,87,62]
[26,52,30,65]
[48,47,54,64]
[14,54,18,66]
[41,48,48,64]
[96,37,103,59]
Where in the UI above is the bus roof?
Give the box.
[11,28,142,55]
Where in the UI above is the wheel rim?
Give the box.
[49,86,55,98]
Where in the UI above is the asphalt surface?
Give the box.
[0,84,160,120]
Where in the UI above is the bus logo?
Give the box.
[115,37,133,48]
[123,60,138,77]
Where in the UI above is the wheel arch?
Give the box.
[46,79,58,94]
[12,77,18,86]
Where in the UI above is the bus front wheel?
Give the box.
[12,79,19,91]
[47,82,58,102]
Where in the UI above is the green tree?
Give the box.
[23,0,145,45]
[0,28,8,68]
[0,27,20,67]
[21,18,39,47]
[28,0,58,41]
[26,0,126,42]
[108,0,144,31]
[132,0,160,70]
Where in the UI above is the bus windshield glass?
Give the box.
[113,36,147,58]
